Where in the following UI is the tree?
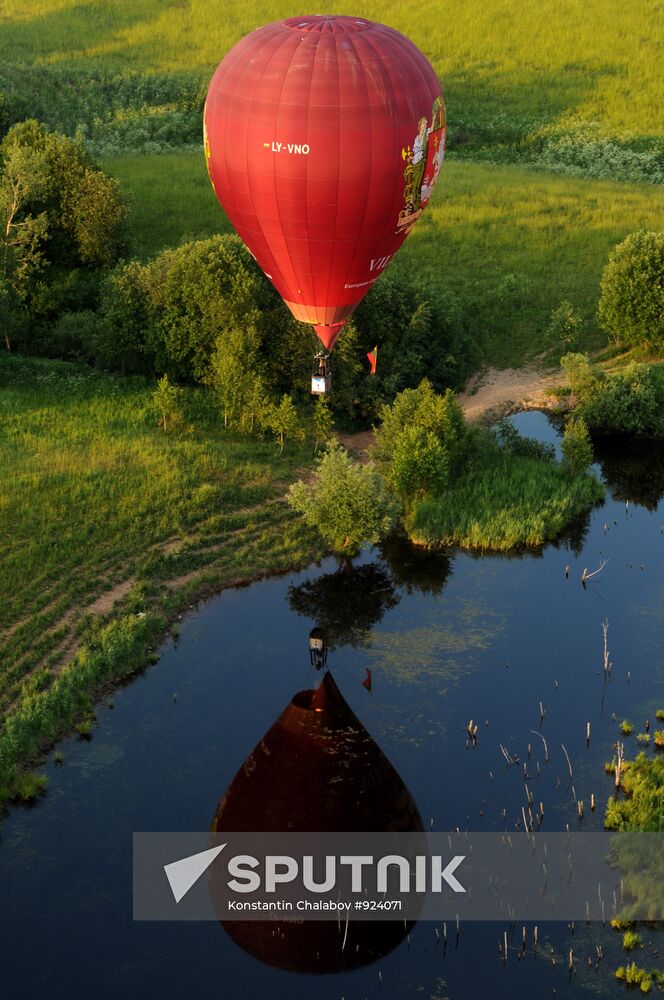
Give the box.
[372,379,468,489]
[0,142,49,319]
[152,374,183,433]
[312,395,334,452]
[288,441,399,556]
[96,260,151,373]
[387,425,450,507]
[288,562,399,649]
[562,417,594,478]
[207,323,263,431]
[598,231,664,351]
[0,121,127,326]
[560,352,602,403]
[267,393,305,453]
[548,299,583,355]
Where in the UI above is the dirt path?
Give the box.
[457,365,565,421]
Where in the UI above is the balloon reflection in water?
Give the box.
[210,671,423,973]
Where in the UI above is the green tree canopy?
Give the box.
[371,379,468,507]
[562,416,594,477]
[0,120,127,329]
[598,230,664,350]
[288,441,399,556]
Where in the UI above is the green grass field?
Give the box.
[106,151,664,366]
[1,0,662,136]
[0,353,320,797]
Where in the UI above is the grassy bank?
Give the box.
[408,449,604,551]
[105,153,664,367]
[0,353,321,803]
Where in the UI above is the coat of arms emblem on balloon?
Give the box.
[397,96,446,234]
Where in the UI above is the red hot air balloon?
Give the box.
[204,15,446,389]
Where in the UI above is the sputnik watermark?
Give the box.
[133,831,664,922]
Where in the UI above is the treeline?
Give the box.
[0,120,476,425]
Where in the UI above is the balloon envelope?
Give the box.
[204,14,445,350]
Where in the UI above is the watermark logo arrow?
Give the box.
[164,844,226,903]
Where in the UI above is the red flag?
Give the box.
[362,668,373,692]
[366,345,378,375]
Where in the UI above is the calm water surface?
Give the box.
[1,412,663,999]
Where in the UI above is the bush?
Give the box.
[548,299,584,354]
[598,231,664,351]
[562,416,594,477]
[388,426,451,507]
[582,365,660,435]
[41,309,102,362]
[561,353,662,435]
[288,441,399,556]
[621,720,634,736]
[373,380,467,473]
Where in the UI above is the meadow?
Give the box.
[0,353,321,799]
[1,0,662,135]
[106,152,664,366]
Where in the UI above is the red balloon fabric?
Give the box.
[204,15,445,351]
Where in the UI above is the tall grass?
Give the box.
[105,152,664,366]
[0,353,320,734]
[409,449,604,551]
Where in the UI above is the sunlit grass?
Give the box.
[409,450,604,551]
[1,0,662,134]
[0,353,319,720]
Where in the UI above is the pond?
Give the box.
[1,411,663,999]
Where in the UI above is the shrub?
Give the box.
[370,380,470,512]
[548,299,584,354]
[582,365,660,435]
[562,416,594,477]
[387,425,451,507]
[598,231,664,351]
[288,441,399,556]
[615,962,652,992]
[621,720,634,735]
[152,374,183,433]
[561,354,661,435]
[42,309,102,362]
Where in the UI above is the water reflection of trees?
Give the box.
[288,562,399,649]
[593,435,664,511]
[287,539,456,650]
[377,534,453,595]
